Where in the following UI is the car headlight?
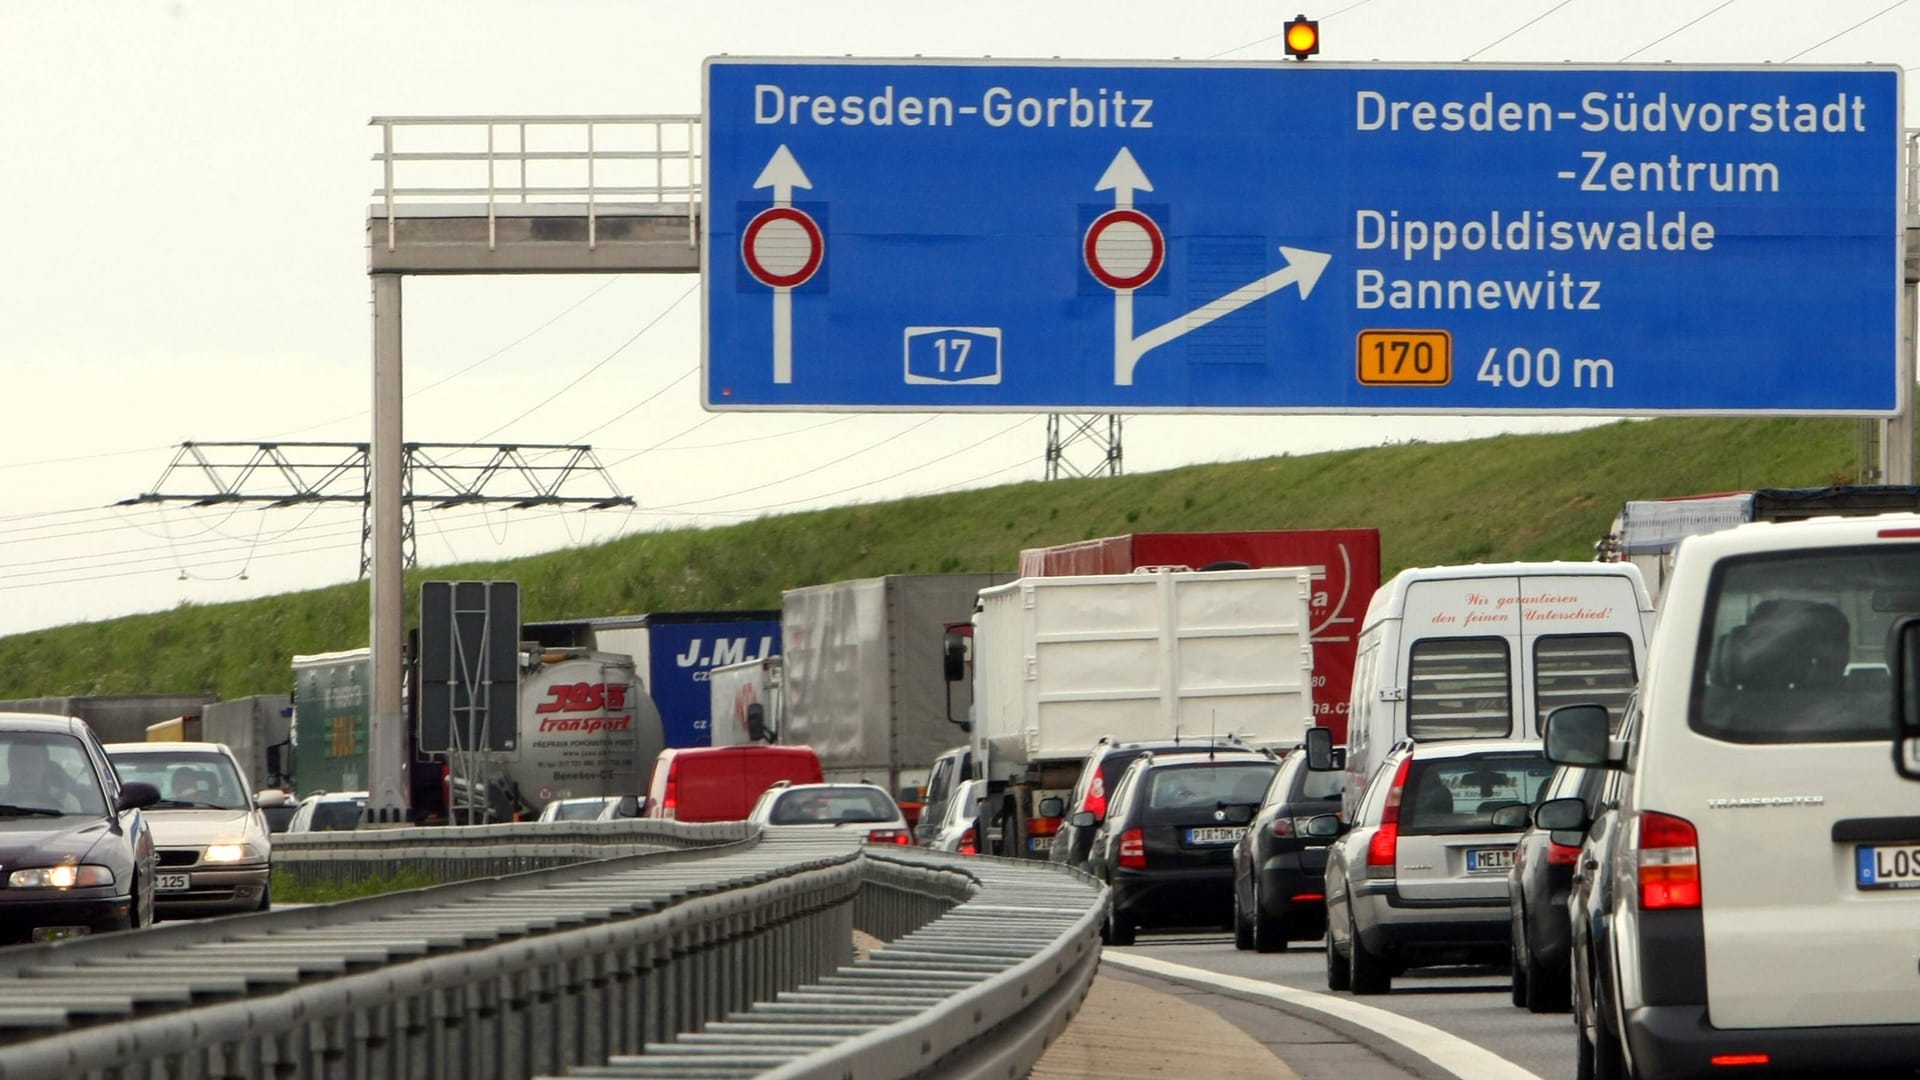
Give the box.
[202,843,252,864]
[9,864,114,889]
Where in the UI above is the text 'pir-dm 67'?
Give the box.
[703,60,1900,417]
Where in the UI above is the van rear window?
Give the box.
[1533,634,1637,734]
[1407,637,1512,739]
[1693,548,1917,744]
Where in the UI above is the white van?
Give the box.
[1341,561,1654,818]
[1541,514,1920,1075]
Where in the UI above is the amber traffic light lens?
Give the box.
[1285,18,1319,57]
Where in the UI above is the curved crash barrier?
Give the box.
[0,830,1104,1080]
[271,818,758,890]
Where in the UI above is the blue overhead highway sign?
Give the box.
[702,60,1902,415]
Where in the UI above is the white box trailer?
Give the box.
[706,655,783,748]
[971,567,1317,856]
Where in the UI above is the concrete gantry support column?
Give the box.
[1890,280,1920,486]
[369,273,410,824]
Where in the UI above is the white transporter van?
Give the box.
[1342,562,1654,818]
[1542,515,1920,1076]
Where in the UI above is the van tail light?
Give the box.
[958,831,977,856]
[1118,827,1147,869]
[661,772,678,821]
[1637,810,1701,910]
[1546,839,1582,866]
[1029,815,1063,838]
[1366,757,1412,877]
[866,829,912,846]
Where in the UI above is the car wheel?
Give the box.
[1250,882,1288,954]
[1576,1019,1627,1080]
[1105,904,1137,947]
[256,883,273,913]
[1527,957,1571,1014]
[1348,911,1392,995]
[1232,886,1254,951]
[1510,928,1530,1008]
[1324,923,1351,991]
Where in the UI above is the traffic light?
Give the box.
[1284,15,1319,60]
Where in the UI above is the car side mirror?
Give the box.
[1533,796,1590,833]
[745,703,769,743]
[1892,617,1920,781]
[1304,726,1337,771]
[254,789,290,809]
[1069,810,1096,828]
[117,781,161,812]
[1544,705,1614,767]
[1302,813,1344,839]
[1490,804,1531,829]
[1224,804,1254,825]
[1038,796,1065,819]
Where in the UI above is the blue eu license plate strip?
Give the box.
[1856,843,1920,890]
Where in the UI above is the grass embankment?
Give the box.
[269,865,443,904]
[0,415,1862,700]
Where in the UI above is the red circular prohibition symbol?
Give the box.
[1083,208,1166,291]
[742,206,825,289]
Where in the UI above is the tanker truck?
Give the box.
[290,644,664,823]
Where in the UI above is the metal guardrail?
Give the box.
[370,115,702,251]
[272,818,754,889]
[0,829,1103,1080]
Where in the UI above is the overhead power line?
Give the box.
[480,282,698,441]
[1464,0,1576,60]
[1783,0,1909,61]
[1619,0,1740,61]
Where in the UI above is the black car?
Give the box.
[1230,747,1344,952]
[1083,749,1279,945]
[1505,761,1604,1013]
[1051,735,1256,872]
[0,714,161,945]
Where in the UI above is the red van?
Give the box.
[644,745,824,823]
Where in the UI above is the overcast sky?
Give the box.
[0,0,1914,638]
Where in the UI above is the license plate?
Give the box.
[31,926,89,943]
[1856,843,1920,890]
[1027,836,1053,852]
[156,873,191,893]
[1186,827,1245,846]
[1466,847,1515,874]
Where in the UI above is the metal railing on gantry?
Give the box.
[370,115,703,253]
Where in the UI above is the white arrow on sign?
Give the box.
[1094,146,1152,209]
[1091,148,1332,386]
[752,145,814,383]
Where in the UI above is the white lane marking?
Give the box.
[1103,951,1544,1080]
